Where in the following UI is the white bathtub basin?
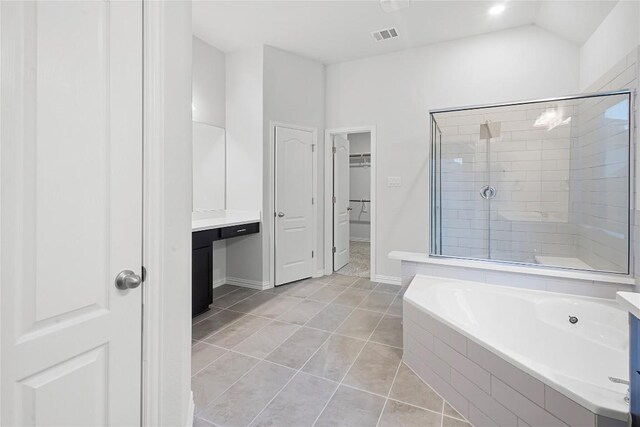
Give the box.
[404,276,629,420]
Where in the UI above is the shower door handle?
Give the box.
[480,185,496,200]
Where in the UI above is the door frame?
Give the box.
[269,121,319,287]
[324,126,377,280]
[142,1,194,426]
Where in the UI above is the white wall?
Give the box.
[348,132,371,241]
[263,45,326,279]
[326,25,579,281]
[225,47,265,284]
[192,36,225,127]
[579,0,640,91]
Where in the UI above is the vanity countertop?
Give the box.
[192,210,261,232]
[617,291,640,319]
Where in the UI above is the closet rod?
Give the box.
[349,199,371,203]
[349,153,371,158]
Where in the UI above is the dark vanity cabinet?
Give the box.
[192,223,260,317]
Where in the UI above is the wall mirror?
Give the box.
[193,121,226,211]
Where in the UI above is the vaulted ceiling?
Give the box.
[193,0,617,64]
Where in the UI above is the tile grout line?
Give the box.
[245,289,365,427]
[195,277,363,426]
[310,291,390,427]
[192,275,403,426]
[375,357,403,427]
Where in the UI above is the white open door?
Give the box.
[275,126,314,286]
[333,135,350,271]
[1,2,143,425]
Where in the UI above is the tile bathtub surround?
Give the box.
[403,300,626,427]
[191,273,470,427]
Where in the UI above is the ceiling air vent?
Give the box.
[371,27,399,42]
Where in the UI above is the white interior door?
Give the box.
[333,135,350,271]
[275,126,314,286]
[1,2,143,426]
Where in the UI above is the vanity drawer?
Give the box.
[220,222,260,239]
[192,228,220,249]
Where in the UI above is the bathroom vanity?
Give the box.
[192,210,260,317]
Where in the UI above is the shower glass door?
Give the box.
[431,111,490,259]
[430,90,631,274]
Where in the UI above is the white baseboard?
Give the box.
[314,269,326,278]
[186,391,194,426]
[212,278,227,288]
[349,237,370,243]
[374,274,402,286]
[226,276,271,290]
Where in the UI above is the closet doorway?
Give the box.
[325,127,377,280]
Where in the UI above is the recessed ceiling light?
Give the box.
[380,0,411,13]
[488,4,506,15]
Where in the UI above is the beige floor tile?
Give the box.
[332,288,371,307]
[443,415,472,427]
[192,309,245,341]
[191,342,227,375]
[192,352,259,412]
[212,284,243,298]
[302,334,366,381]
[335,309,383,340]
[252,294,302,319]
[387,295,403,316]
[234,320,300,359]
[305,303,354,332]
[212,288,259,309]
[328,274,360,287]
[199,361,295,426]
[278,280,322,298]
[204,314,271,349]
[315,385,385,427]
[374,282,402,294]
[390,363,443,412]
[307,284,346,303]
[277,299,327,325]
[250,372,337,427]
[227,292,278,314]
[192,416,215,427]
[444,402,466,420]
[378,400,442,427]
[343,342,402,396]
[265,327,330,369]
[351,278,378,291]
[370,314,403,348]
[192,307,221,325]
[358,291,395,313]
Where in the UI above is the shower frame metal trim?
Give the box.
[428,89,634,277]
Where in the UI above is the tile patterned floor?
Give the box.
[192,274,472,427]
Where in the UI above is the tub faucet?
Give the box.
[609,377,630,403]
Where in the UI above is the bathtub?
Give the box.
[403,275,629,426]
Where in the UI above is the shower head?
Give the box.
[480,121,501,139]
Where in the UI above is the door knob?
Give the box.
[115,270,142,290]
[277,212,285,218]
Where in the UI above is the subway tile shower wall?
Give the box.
[439,105,581,263]
[574,48,637,273]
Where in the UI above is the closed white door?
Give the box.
[1,2,143,426]
[333,135,350,271]
[275,126,314,286]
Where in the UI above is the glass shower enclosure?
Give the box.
[430,90,632,274]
